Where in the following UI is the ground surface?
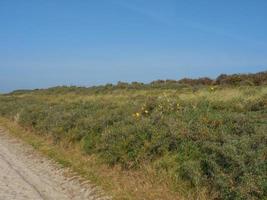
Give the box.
[0,127,109,200]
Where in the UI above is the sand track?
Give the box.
[0,127,110,200]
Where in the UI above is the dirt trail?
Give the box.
[0,127,110,200]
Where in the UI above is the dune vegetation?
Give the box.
[0,72,266,200]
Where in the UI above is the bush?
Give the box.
[0,81,266,199]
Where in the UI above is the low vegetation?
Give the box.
[0,72,266,200]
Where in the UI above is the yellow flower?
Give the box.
[135,112,141,117]
[144,110,149,114]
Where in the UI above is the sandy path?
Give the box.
[0,127,110,200]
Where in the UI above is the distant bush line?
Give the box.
[9,71,267,95]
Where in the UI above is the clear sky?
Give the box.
[1,0,267,92]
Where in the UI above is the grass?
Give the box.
[0,85,266,200]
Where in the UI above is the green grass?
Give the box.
[0,85,266,200]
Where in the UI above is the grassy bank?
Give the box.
[0,85,266,199]
[0,117,190,200]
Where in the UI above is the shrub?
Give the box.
[0,81,266,200]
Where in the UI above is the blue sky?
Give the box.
[1,0,267,92]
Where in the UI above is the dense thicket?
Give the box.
[1,85,267,200]
[1,71,266,199]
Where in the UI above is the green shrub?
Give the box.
[0,84,266,199]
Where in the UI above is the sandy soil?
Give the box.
[0,127,110,200]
